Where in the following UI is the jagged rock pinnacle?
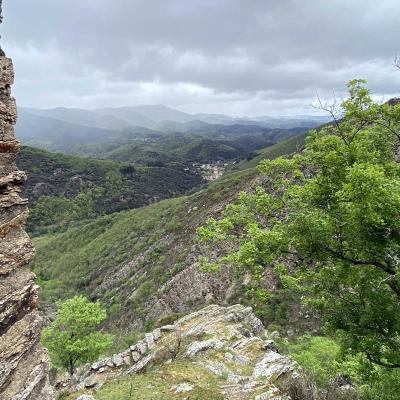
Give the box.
[0,1,54,398]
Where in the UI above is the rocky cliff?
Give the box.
[0,2,54,398]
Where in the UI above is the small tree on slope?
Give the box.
[197,80,400,369]
[42,295,113,375]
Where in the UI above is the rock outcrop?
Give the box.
[0,2,54,398]
[62,305,295,400]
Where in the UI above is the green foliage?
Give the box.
[198,80,400,372]
[29,184,103,228]
[280,335,400,399]
[199,255,219,272]
[42,295,113,375]
[18,146,203,234]
[280,336,342,386]
[360,369,400,400]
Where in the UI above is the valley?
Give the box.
[16,105,312,237]
[19,109,309,339]
[18,146,204,235]
[2,2,399,400]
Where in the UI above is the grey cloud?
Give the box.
[2,0,400,114]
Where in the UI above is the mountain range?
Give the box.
[17,105,329,144]
[20,104,330,130]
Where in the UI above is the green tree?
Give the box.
[198,80,400,369]
[42,295,113,375]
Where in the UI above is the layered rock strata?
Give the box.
[63,305,295,400]
[0,2,54,398]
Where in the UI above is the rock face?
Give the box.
[0,2,54,398]
[64,305,295,400]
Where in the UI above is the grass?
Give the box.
[61,360,225,400]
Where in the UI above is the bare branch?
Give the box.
[367,353,400,369]
[394,56,400,70]
[312,92,345,139]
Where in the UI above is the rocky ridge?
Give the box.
[0,2,54,398]
[62,304,297,400]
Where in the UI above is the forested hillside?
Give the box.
[32,169,259,320]
[18,146,203,234]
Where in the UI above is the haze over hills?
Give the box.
[15,105,330,162]
[18,104,330,132]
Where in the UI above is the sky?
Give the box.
[2,0,400,117]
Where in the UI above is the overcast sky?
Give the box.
[2,0,400,116]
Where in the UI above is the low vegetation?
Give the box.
[278,335,400,400]
[60,360,225,400]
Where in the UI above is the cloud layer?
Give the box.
[3,0,400,116]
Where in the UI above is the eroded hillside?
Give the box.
[32,132,315,340]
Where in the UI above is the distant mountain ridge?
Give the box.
[19,104,331,132]
[16,105,316,159]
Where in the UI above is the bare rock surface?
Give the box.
[64,304,295,399]
[0,2,54,398]
[171,382,194,393]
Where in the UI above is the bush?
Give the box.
[282,336,341,386]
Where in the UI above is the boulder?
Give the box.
[131,350,141,362]
[91,360,107,371]
[152,328,162,341]
[126,353,155,374]
[186,339,223,357]
[160,325,176,332]
[252,351,293,381]
[83,375,98,388]
[112,354,124,367]
[136,340,148,355]
[123,355,131,365]
[145,332,154,348]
